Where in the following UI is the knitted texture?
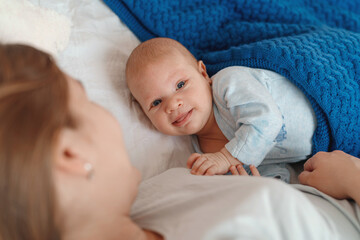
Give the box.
[104,0,360,157]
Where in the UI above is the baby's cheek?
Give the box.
[154,121,168,133]
[143,114,161,130]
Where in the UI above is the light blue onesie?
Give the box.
[192,66,317,181]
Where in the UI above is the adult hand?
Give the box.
[298,150,360,204]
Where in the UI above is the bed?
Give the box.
[3,0,360,239]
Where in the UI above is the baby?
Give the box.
[126,37,317,180]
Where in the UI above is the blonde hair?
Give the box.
[0,44,75,240]
[125,37,198,83]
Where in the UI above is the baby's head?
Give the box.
[126,37,213,136]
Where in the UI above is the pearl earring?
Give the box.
[84,162,94,180]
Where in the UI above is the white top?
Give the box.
[194,66,317,166]
[131,168,360,240]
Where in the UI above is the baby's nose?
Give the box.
[166,98,183,113]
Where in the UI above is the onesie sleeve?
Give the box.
[212,67,283,166]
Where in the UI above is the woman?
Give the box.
[0,43,359,240]
[0,43,142,240]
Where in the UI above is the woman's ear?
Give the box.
[198,60,212,85]
[54,128,94,179]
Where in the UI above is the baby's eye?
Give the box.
[176,81,186,90]
[152,99,162,107]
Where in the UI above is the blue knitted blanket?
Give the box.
[104,0,360,157]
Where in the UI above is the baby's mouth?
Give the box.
[172,109,193,127]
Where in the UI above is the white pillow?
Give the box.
[0,0,71,56]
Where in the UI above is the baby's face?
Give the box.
[128,53,213,136]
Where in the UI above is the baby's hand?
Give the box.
[187,148,241,176]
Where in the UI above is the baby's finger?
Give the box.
[236,164,248,176]
[196,160,214,175]
[190,156,206,174]
[204,165,218,176]
[249,165,260,176]
[230,165,240,175]
[187,153,201,169]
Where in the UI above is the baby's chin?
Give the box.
[158,127,197,136]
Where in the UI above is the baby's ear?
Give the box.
[198,60,211,84]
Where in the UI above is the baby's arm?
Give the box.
[187,147,242,175]
[212,67,283,167]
